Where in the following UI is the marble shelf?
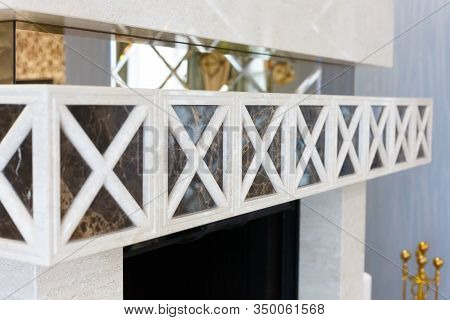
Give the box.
[0,85,432,266]
[0,0,393,67]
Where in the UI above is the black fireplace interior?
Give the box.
[124,201,299,300]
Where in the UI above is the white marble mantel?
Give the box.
[0,0,393,67]
[0,85,432,265]
[0,1,429,301]
[0,85,432,299]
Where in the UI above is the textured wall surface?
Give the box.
[0,249,123,300]
[355,0,450,300]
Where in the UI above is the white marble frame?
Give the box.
[235,94,293,216]
[392,101,416,171]
[293,96,334,199]
[413,99,433,165]
[0,86,433,265]
[0,87,46,265]
[366,98,395,179]
[50,87,158,264]
[160,91,234,235]
[333,97,368,187]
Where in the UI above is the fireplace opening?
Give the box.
[124,201,300,299]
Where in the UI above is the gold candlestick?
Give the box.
[401,241,444,300]
[433,257,444,300]
[401,249,411,300]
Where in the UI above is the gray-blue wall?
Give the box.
[355,0,450,299]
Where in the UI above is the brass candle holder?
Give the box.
[401,241,444,300]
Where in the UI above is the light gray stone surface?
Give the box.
[299,182,366,299]
[0,248,123,300]
[0,0,393,66]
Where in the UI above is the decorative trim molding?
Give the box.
[0,86,432,265]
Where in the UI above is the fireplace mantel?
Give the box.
[0,0,393,67]
[0,85,432,266]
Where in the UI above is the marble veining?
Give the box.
[168,132,187,195]
[0,105,31,241]
[70,187,133,241]
[243,105,280,199]
[268,128,282,176]
[246,105,277,138]
[203,125,224,191]
[241,129,255,177]
[246,167,276,199]
[113,127,143,205]
[60,132,91,218]
[3,134,33,214]
[173,174,217,217]
[169,105,223,216]
[297,106,325,187]
[0,202,23,240]
[62,105,140,240]
[173,105,216,144]
[0,85,433,267]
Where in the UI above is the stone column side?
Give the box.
[299,182,367,299]
[0,248,123,300]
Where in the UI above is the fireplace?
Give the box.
[124,201,299,299]
[0,3,435,302]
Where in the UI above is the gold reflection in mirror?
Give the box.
[268,60,295,85]
[199,51,230,91]
[10,22,346,94]
[16,29,66,84]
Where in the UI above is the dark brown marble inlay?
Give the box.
[4,134,33,214]
[62,105,140,240]
[0,202,23,240]
[246,167,275,200]
[60,132,91,218]
[169,105,223,216]
[204,125,224,191]
[243,105,280,200]
[70,187,133,241]
[242,129,255,177]
[114,127,143,205]
[0,105,31,241]
[173,105,216,144]
[173,174,216,217]
[268,127,282,176]
[168,131,188,195]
